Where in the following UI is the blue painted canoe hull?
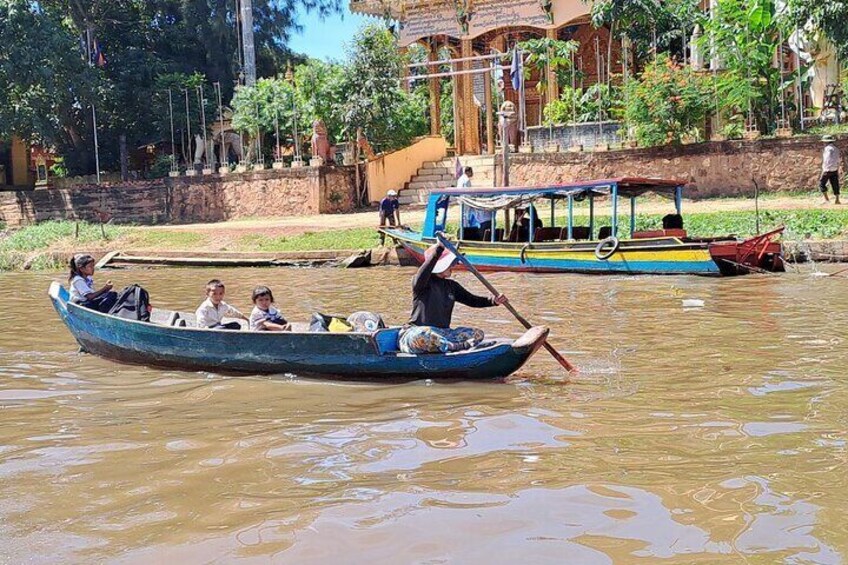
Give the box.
[49,283,546,380]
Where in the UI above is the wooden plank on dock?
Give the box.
[95,250,121,269]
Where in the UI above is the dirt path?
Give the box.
[123,194,835,252]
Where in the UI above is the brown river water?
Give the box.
[1,266,846,563]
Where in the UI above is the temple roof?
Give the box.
[349,0,469,20]
[349,0,405,19]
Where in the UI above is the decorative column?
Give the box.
[546,27,559,106]
[428,44,441,136]
[459,38,481,155]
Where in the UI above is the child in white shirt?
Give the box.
[195,279,248,330]
[68,253,117,312]
[249,286,290,331]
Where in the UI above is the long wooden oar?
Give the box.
[435,232,577,373]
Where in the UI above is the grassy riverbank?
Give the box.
[2,200,848,271]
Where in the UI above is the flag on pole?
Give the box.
[455,156,463,179]
[92,40,107,68]
[510,46,522,91]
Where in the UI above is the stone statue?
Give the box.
[311,119,334,164]
[192,134,217,168]
[539,0,554,23]
[193,134,206,165]
[216,131,244,163]
[356,128,376,160]
[498,100,520,151]
[454,0,472,34]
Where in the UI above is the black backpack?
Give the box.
[108,284,151,322]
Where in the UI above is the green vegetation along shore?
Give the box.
[2,205,848,272]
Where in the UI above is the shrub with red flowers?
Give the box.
[623,55,711,147]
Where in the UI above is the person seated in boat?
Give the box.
[510,205,543,242]
[462,206,494,239]
[399,244,508,354]
[249,286,291,332]
[662,213,684,230]
[196,279,248,330]
[68,253,118,313]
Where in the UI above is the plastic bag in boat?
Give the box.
[346,311,386,332]
[309,313,353,333]
[108,284,151,322]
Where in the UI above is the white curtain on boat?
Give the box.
[456,186,612,211]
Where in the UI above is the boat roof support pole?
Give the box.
[491,211,497,242]
[589,195,595,240]
[612,184,619,237]
[675,186,683,215]
[630,196,636,238]
[550,196,555,227]
[459,202,465,240]
[567,195,574,240]
[529,205,536,243]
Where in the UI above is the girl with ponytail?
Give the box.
[68,254,118,312]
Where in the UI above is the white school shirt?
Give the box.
[195,298,243,328]
[249,305,284,331]
[457,174,472,188]
[823,145,841,172]
[70,275,95,303]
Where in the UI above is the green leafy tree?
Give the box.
[2,0,341,175]
[517,37,578,92]
[544,83,624,124]
[590,0,701,65]
[340,23,427,152]
[294,59,348,143]
[696,0,786,131]
[0,0,101,172]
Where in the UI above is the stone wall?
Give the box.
[0,166,357,228]
[507,134,846,198]
[526,122,622,152]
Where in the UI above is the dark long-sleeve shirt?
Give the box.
[408,245,495,328]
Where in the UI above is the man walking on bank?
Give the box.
[820,135,842,205]
[378,190,401,245]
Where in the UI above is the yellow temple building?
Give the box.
[350,0,616,156]
[0,137,32,189]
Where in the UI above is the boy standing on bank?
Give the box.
[820,135,842,205]
[379,190,401,245]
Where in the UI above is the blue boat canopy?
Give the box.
[420,178,687,240]
[431,177,685,200]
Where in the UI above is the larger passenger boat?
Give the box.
[381,178,784,276]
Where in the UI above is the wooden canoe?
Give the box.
[49,283,548,380]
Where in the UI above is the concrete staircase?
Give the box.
[398,155,496,205]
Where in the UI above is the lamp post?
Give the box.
[498,107,515,187]
[273,104,284,169]
[286,62,303,168]
[167,88,178,176]
[183,88,195,176]
[214,82,227,174]
[197,85,211,173]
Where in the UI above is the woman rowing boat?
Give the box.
[399,244,508,354]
